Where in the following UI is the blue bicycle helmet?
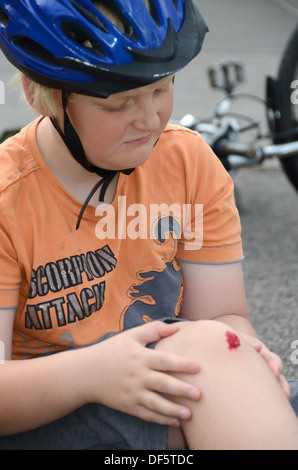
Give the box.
[0,0,208,97]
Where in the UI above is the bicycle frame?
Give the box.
[172,59,298,172]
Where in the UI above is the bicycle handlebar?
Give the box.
[216,139,298,161]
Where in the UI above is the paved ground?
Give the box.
[235,165,298,379]
[0,0,298,378]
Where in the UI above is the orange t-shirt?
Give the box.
[0,118,243,359]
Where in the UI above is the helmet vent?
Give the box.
[0,7,9,27]
[92,1,138,41]
[12,37,57,65]
[71,1,108,32]
[61,22,106,56]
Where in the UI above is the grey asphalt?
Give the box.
[0,0,298,378]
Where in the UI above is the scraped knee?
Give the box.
[157,320,243,360]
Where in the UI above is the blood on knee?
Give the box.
[226,331,241,350]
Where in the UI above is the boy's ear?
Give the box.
[21,74,62,117]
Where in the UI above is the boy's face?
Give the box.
[65,75,174,172]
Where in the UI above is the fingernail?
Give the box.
[188,362,199,373]
[179,409,190,420]
[188,389,199,400]
[172,419,181,427]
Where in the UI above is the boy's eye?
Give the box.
[104,104,128,113]
[154,85,170,94]
[107,107,124,112]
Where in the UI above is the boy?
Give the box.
[0,0,297,450]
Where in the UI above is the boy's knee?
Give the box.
[160,320,242,359]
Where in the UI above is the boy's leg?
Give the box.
[156,320,298,450]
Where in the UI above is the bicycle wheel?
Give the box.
[276,25,298,191]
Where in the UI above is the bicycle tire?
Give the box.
[276,25,298,191]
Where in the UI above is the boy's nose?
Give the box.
[132,97,160,132]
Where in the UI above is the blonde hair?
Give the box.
[10,72,59,117]
[18,0,151,116]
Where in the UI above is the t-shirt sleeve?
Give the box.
[176,131,243,263]
[0,209,21,308]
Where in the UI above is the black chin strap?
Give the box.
[75,172,116,230]
[50,91,134,230]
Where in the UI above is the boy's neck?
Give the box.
[36,117,118,207]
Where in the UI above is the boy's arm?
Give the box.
[0,308,94,434]
[179,261,254,332]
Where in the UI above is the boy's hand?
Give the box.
[87,321,201,427]
[243,334,290,399]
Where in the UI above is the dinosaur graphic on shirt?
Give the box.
[119,215,183,330]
